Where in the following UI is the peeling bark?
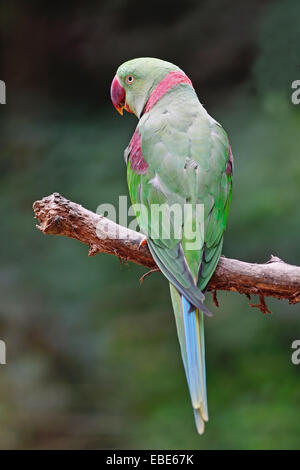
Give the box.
[33,193,300,309]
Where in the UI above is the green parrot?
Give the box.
[111,57,232,434]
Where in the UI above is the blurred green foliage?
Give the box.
[0,0,300,449]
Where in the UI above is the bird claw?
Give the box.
[138,237,148,249]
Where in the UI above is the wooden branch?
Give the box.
[33,193,300,310]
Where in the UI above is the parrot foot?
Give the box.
[138,237,148,249]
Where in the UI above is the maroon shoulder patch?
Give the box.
[226,142,233,175]
[128,130,149,175]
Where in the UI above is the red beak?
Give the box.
[110,75,133,115]
[110,75,126,115]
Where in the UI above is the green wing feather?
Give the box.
[127,86,232,292]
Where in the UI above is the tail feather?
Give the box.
[182,296,202,408]
[170,284,208,434]
[193,409,205,435]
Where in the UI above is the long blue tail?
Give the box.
[170,285,208,434]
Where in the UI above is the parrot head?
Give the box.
[110,57,182,118]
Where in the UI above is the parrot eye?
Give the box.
[125,75,135,85]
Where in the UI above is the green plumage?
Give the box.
[114,58,232,434]
[127,84,231,294]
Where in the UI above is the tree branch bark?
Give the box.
[33,193,300,311]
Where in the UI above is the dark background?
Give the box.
[1,0,300,449]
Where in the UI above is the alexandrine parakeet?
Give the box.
[111,58,233,434]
